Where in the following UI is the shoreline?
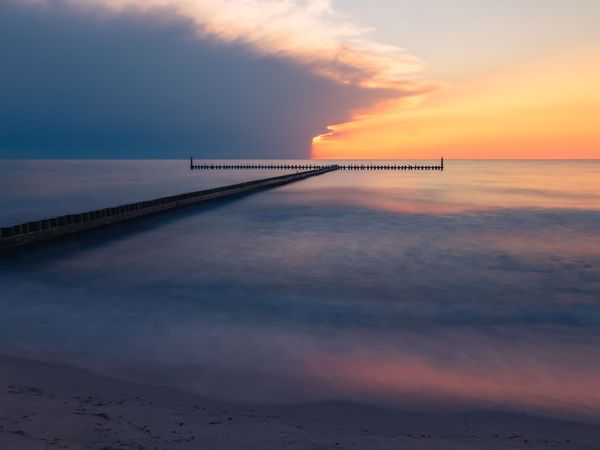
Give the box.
[1,354,599,449]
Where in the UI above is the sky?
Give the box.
[314,0,600,159]
[0,0,598,159]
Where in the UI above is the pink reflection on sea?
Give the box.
[296,327,600,423]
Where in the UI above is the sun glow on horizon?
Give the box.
[312,51,600,160]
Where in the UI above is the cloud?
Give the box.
[58,0,426,88]
[0,0,429,158]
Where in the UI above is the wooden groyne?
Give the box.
[189,157,445,171]
[0,166,338,252]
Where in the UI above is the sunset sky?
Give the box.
[1,0,599,159]
[314,0,600,159]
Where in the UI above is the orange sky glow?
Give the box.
[312,51,600,160]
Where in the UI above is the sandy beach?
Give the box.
[1,354,598,450]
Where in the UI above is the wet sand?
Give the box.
[1,354,599,449]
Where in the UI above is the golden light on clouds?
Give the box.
[313,51,600,159]
[45,0,426,89]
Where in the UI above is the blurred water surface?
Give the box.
[1,160,599,422]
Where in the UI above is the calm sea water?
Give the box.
[1,160,599,422]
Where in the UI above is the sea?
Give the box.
[0,159,599,422]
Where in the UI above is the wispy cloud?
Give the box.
[34,0,426,89]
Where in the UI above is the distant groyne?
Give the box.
[189,157,445,171]
[0,166,338,252]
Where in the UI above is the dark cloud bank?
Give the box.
[0,0,386,159]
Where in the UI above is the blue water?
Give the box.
[1,160,599,422]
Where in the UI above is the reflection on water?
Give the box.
[0,160,599,422]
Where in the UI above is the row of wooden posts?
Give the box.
[0,166,338,251]
[189,158,444,171]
